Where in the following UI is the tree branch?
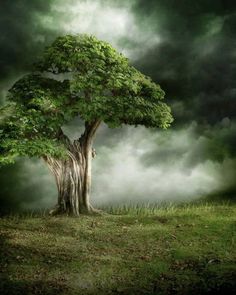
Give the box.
[80,120,101,148]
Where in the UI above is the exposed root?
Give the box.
[78,205,105,216]
[49,204,106,217]
[49,205,80,217]
[89,206,107,216]
[49,205,62,216]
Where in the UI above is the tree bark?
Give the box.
[44,120,101,216]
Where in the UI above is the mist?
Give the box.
[1,121,235,212]
[93,123,236,206]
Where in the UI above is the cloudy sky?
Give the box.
[0,0,235,213]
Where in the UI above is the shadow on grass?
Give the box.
[1,217,236,295]
[0,231,69,295]
[0,279,68,295]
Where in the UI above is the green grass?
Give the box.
[0,202,236,295]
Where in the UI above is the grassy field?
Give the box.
[0,202,236,295]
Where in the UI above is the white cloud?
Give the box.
[92,124,234,205]
[38,0,160,59]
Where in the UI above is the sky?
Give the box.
[0,0,235,213]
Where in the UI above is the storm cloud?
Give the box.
[0,0,235,213]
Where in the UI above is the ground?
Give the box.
[0,202,236,295]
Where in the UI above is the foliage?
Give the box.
[0,76,70,164]
[0,34,173,164]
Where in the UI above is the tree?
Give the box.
[0,34,173,216]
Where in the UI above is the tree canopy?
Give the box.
[0,34,173,165]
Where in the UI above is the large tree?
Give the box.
[0,35,173,215]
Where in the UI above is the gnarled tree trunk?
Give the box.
[44,120,101,216]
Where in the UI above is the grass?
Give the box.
[0,202,236,295]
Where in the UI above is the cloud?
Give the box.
[92,123,236,206]
[37,0,161,59]
[0,158,56,214]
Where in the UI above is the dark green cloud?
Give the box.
[0,0,61,105]
[132,0,236,124]
[0,158,56,215]
[0,1,53,77]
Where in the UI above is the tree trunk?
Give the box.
[44,120,101,216]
